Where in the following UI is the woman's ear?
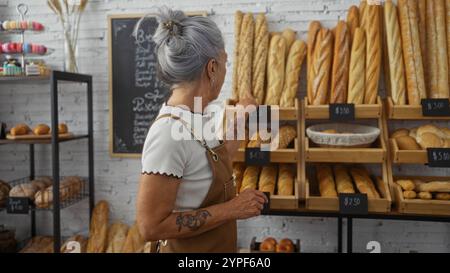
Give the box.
[206,58,217,80]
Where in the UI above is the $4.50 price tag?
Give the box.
[245,148,270,166]
[427,148,450,167]
[329,104,355,121]
[339,193,368,215]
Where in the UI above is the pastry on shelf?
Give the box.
[9,123,31,136]
[395,179,450,200]
[391,124,450,150]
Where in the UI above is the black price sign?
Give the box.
[329,104,355,121]
[261,192,271,215]
[421,99,450,116]
[427,148,450,167]
[0,122,6,139]
[6,197,30,214]
[339,193,368,215]
[245,148,270,166]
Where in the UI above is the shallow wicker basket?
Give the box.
[306,123,380,148]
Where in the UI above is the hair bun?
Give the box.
[157,6,186,37]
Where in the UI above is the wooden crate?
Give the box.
[304,96,382,119]
[249,237,301,253]
[386,97,450,120]
[389,138,427,164]
[233,137,299,163]
[225,99,299,121]
[270,181,299,210]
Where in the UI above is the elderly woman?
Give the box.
[136,8,267,253]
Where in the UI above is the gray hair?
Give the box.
[136,7,225,86]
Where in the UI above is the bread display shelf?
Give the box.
[233,138,299,163]
[392,176,450,216]
[304,97,382,119]
[270,181,299,210]
[0,75,50,82]
[5,176,89,211]
[225,99,299,121]
[249,237,301,253]
[6,132,73,140]
[305,137,386,163]
[0,134,87,145]
[389,138,427,164]
[305,175,391,213]
[386,97,450,120]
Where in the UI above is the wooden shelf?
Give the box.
[270,180,299,210]
[225,99,299,121]
[389,138,427,164]
[386,97,450,120]
[233,138,299,163]
[0,134,88,145]
[304,96,382,119]
[0,75,50,83]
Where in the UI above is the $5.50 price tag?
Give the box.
[329,104,355,121]
[339,193,368,215]
[427,148,450,167]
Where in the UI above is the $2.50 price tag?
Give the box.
[427,148,450,167]
[339,193,368,215]
[329,104,355,121]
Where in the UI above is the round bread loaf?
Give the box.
[416,132,443,149]
[396,136,421,150]
[391,128,409,138]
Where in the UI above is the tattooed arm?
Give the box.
[136,173,267,241]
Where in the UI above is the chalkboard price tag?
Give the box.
[245,148,270,166]
[329,104,355,121]
[421,99,450,116]
[427,148,450,167]
[261,192,271,215]
[339,194,368,215]
[6,197,30,214]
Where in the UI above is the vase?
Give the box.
[63,22,79,73]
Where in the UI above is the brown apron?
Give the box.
[154,114,237,253]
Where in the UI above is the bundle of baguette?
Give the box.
[395,179,450,201]
[390,124,450,150]
[259,237,295,253]
[232,11,306,107]
[315,164,381,199]
[9,123,68,136]
[236,163,295,196]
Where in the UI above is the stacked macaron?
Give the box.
[0,20,44,31]
[0,42,47,55]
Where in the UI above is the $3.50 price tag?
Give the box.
[329,104,355,121]
[427,148,450,167]
[339,193,368,215]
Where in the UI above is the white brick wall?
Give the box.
[0,0,449,253]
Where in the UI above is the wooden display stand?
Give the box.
[386,97,450,120]
[304,96,382,119]
[389,138,427,164]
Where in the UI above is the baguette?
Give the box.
[398,0,427,105]
[330,21,350,104]
[435,0,450,98]
[347,5,360,44]
[106,222,129,253]
[417,181,450,193]
[426,0,439,98]
[446,0,450,89]
[264,35,286,105]
[122,223,145,253]
[232,11,244,101]
[233,163,246,193]
[333,165,355,194]
[347,28,366,104]
[364,5,381,104]
[87,200,109,253]
[61,235,87,253]
[307,21,322,104]
[316,165,337,197]
[384,0,407,105]
[240,166,260,193]
[258,164,277,194]
[271,125,297,150]
[280,40,307,107]
[350,167,380,199]
[417,0,427,80]
[253,14,269,105]
[238,13,254,100]
[277,164,294,196]
[311,28,333,105]
[282,28,297,59]
[359,0,368,32]
[435,193,450,200]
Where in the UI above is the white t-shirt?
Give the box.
[141,103,224,211]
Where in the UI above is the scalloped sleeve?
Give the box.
[141,121,187,179]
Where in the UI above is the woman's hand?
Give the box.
[226,189,268,220]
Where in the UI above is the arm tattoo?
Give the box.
[176,210,212,232]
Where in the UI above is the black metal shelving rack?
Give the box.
[0,71,94,253]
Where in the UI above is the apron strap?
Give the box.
[154,114,219,161]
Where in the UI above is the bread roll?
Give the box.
[233,163,245,193]
[435,193,450,200]
[417,124,446,139]
[349,167,380,199]
[61,235,87,253]
[260,237,276,252]
[416,132,443,149]
[87,200,109,253]
[280,40,306,107]
[330,21,350,104]
[33,124,50,135]
[258,165,277,194]
[238,13,254,100]
[240,166,260,193]
[364,5,381,104]
[281,28,297,59]
[391,128,409,139]
[418,191,432,200]
[417,181,450,192]
[403,190,417,199]
[58,123,68,134]
[271,125,296,150]
[9,183,38,200]
[347,28,366,104]
[252,14,269,105]
[276,238,294,253]
[307,21,322,104]
[384,1,407,105]
[398,0,426,105]
[10,123,30,136]
[409,127,418,139]
[106,222,129,253]
[31,180,49,191]
[396,179,415,191]
[347,5,360,44]
[316,165,337,197]
[277,164,294,196]
[122,223,145,253]
[311,28,333,105]
[232,11,244,101]
[333,165,355,194]
[264,35,286,105]
[396,136,421,150]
